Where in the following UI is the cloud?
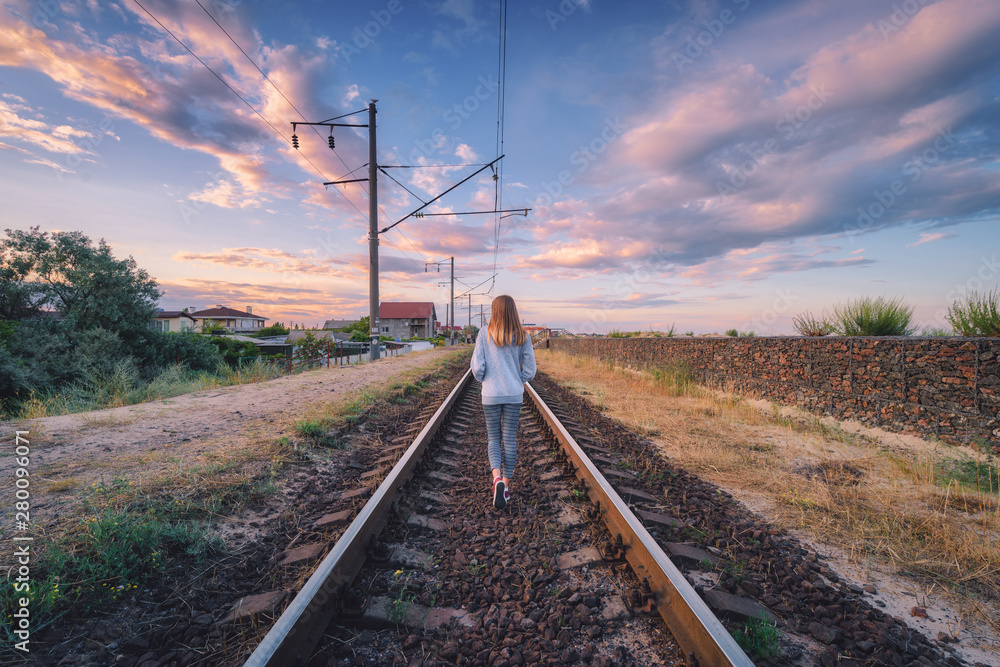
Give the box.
[0,98,97,158]
[906,231,956,247]
[0,0,364,214]
[518,0,1000,281]
[158,278,365,323]
[174,246,358,279]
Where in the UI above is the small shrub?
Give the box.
[792,311,832,336]
[725,328,738,337]
[829,296,915,336]
[739,330,756,337]
[947,289,1000,336]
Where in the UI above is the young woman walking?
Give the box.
[471,295,537,509]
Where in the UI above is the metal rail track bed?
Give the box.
[244,369,753,666]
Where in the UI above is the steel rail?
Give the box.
[244,368,474,666]
[525,382,754,667]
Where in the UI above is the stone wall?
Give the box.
[548,337,1000,450]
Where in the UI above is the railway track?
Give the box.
[243,369,752,666]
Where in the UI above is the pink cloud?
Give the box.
[906,231,956,247]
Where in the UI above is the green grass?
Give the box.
[934,454,999,492]
[732,613,781,660]
[947,289,1000,336]
[725,328,738,337]
[7,358,284,420]
[649,363,699,396]
[294,418,344,448]
[1,507,220,642]
[828,295,915,336]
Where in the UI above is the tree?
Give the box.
[348,316,371,342]
[461,325,479,342]
[1,227,160,334]
[252,322,290,338]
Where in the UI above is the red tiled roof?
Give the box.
[379,302,435,319]
[192,306,268,320]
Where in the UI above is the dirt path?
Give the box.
[0,347,465,537]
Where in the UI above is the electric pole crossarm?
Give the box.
[291,122,368,129]
[323,178,368,186]
[380,155,505,234]
[411,208,529,218]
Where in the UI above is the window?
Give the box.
[382,326,389,333]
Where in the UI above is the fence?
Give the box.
[240,342,405,376]
[548,336,1000,451]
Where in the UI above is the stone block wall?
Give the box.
[547,337,1000,450]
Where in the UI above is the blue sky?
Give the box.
[1,0,998,333]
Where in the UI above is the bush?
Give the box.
[207,335,261,367]
[134,330,222,372]
[829,296,915,336]
[792,311,832,336]
[947,289,1000,336]
[725,328,738,337]
[252,322,290,338]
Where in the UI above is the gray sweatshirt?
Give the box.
[471,330,537,404]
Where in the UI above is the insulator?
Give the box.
[291,133,299,149]
[328,135,335,149]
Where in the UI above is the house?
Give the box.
[379,302,437,339]
[190,305,268,334]
[323,318,355,330]
[151,310,197,333]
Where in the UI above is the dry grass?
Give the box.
[537,349,1000,607]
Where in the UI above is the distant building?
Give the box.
[379,302,437,339]
[524,324,549,339]
[151,310,197,333]
[323,318,355,330]
[190,305,268,334]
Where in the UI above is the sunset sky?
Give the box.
[1,0,998,334]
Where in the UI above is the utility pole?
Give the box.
[295,101,380,359]
[450,256,455,347]
[480,304,484,328]
[426,256,455,346]
[368,101,379,360]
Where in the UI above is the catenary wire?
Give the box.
[186,0,428,269]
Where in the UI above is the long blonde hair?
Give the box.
[487,295,527,346]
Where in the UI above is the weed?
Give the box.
[732,613,781,660]
[947,289,1000,336]
[0,508,220,641]
[294,419,344,448]
[468,559,487,577]
[792,311,832,336]
[828,295,915,336]
[725,328,738,337]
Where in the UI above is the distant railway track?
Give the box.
[243,369,752,666]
